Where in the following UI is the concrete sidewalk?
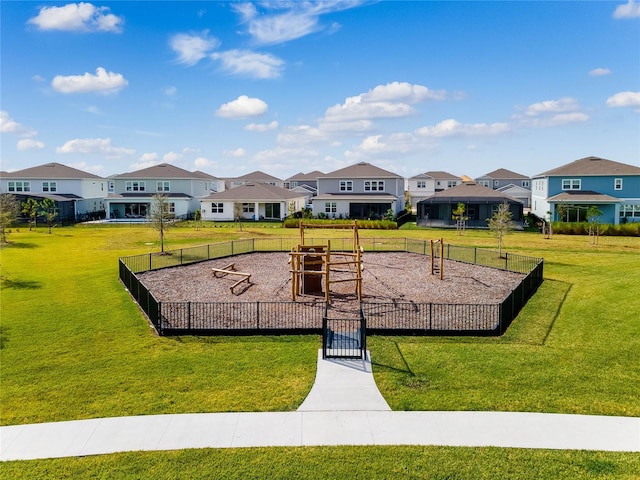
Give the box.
[2,351,639,461]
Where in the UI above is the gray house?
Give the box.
[417,181,524,228]
[313,162,405,219]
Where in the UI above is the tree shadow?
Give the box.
[1,242,38,249]
[1,278,42,290]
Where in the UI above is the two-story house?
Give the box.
[407,171,462,211]
[531,156,640,224]
[476,168,532,208]
[284,171,323,194]
[313,162,405,219]
[105,163,216,220]
[201,182,308,221]
[0,162,107,221]
[227,171,284,189]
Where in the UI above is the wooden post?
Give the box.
[440,237,444,280]
[430,239,435,275]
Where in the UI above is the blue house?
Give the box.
[531,156,640,225]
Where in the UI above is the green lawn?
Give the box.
[1,223,639,477]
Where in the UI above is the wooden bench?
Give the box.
[212,264,251,294]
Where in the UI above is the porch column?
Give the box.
[254,202,259,220]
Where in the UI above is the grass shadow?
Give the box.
[0,242,39,249]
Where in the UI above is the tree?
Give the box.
[452,202,468,235]
[38,198,58,234]
[487,201,514,258]
[0,193,20,243]
[233,202,243,231]
[587,205,603,245]
[149,193,174,253]
[22,198,39,230]
[288,201,296,219]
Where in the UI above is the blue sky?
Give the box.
[1,1,639,180]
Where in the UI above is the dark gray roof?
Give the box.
[547,190,620,203]
[107,192,192,199]
[204,183,303,201]
[417,182,522,204]
[477,168,528,180]
[1,162,103,179]
[285,170,324,181]
[113,163,203,179]
[320,162,402,179]
[536,156,640,177]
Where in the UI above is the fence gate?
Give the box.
[322,304,366,359]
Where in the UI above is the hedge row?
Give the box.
[551,221,640,236]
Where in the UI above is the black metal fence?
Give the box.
[119,237,543,337]
[322,304,367,359]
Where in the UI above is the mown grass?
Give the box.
[1,223,639,477]
[3,446,640,479]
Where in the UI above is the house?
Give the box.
[194,171,225,194]
[105,163,214,220]
[0,162,107,221]
[531,156,640,224]
[407,171,462,211]
[201,183,308,221]
[312,162,405,219]
[417,181,524,228]
[284,171,323,193]
[227,170,284,189]
[475,168,531,190]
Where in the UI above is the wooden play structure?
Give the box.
[290,221,363,302]
[212,263,252,294]
[430,238,444,280]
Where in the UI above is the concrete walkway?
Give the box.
[1,351,639,461]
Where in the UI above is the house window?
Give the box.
[125,181,146,192]
[242,203,255,213]
[339,180,353,192]
[108,181,115,192]
[620,205,640,218]
[8,181,30,192]
[447,180,457,188]
[42,181,57,192]
[562,179,581,190]
[494,180,500,187]
[522,180,530,187]
[364,180,384,191]
[211,203,223,213]
[157,181,170,192]
[479,180,490,187]
[325,202,337,213]
[417,181,426,189]
[614,178,623,190]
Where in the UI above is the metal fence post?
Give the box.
[256,301,260,329]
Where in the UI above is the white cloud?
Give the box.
[56,137,135,157]
[139,152,159,162]
[163,86,177,96]
[323,82,445,123]
[69,161,103,174]
[163,151,182,163]
[223,148,247,158]
[524,97,580,116]
[253,146,320,164]
[589,68,612,77]
[245,120,279,132]
[216,95,268,119]
[194,157,216,169]
[17,138,45,150]
[28,3,123,33]
[129,160,159,170]
[415,119,510,137]
[0,111,37,137]
[170,31,219,66]
[52,67,128,94]
[233,1,364,46]
[210,49,284,79]
[613,0,640,18]
[606,91,640,107]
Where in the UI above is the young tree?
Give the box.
[452,202,468,235]
[0,193,20,243]
[288,200,296,219]
[233,202,243,231]
[487,201,514,258]
[149,193,174,253]
[587,205,603,245]
[22,198,39,230]
[38,198,58,234]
